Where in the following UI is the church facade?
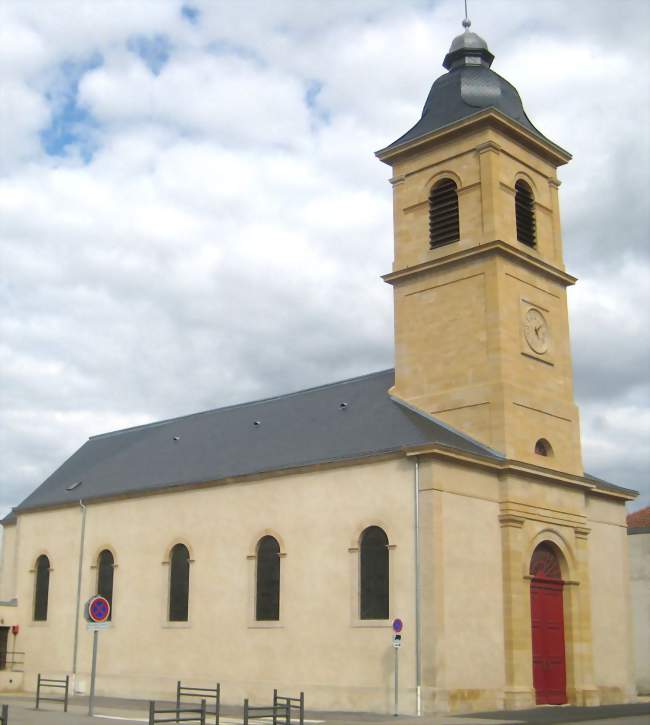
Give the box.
[0,24,637,714]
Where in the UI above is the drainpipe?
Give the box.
[414,457,422,716]
[72,499,87,680]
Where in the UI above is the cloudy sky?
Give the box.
[1,0,649,521]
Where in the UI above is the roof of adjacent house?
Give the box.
[14,369,502,513]
[627,505,650,534]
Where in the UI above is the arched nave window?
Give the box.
[169,544,190,622]
[256,535,280,621]
[360,526,389,620]
[33,554,51,621]
[97,549,114,620]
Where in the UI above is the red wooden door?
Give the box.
[530,577,567,704]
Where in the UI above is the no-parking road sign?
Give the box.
[86,595,111,623]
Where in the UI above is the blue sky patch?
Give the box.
[40,54,102,161]
[206,39,263,65]
[181,5,200,24]
[305,80,330,125]
[127,34,173,75]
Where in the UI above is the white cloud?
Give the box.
[1,0,649,521]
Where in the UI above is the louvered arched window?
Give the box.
[169,544,190,621]
[256,535,280,621]
[33,554,50,621]
[360,526,389,619]
[429,178,460,248]
[515,180,536,247]
[97,549,114,620]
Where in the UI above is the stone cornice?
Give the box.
[376,108,572,167]
[402,443,637,501]
[382,239,577,287]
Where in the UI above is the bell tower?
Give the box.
[377,24,583,475]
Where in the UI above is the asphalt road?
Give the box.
[0,695,648,725]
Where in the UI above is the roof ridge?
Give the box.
[89,368,395,441]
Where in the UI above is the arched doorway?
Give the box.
[529,543,567,705]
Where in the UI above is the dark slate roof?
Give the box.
[584,472,638,498]
[0,510,17,526]
[380,29,565,156]
[15,369,501,512]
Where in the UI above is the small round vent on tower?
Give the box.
[515,180,536,247]
[429,178,460,248]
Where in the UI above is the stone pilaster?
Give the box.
[499,513,535,709]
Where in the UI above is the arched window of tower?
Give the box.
[535,438,553,457]
[515,180,536,247]
[429,178,460,248]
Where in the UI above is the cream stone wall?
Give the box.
[424,460,506,713]
[0,523,17,601]
[8,457,422,713]
[587,497,635,703]
[16,506,81,680]
[0,449,637,712]
[628,530,650,694]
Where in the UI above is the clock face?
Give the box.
[524,308,549,354]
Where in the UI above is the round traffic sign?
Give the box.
[88,595,110,623]
[392,618,403,633]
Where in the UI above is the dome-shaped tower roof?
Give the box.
[380,24,559,155]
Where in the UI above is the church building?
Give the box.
[0,21,638,714]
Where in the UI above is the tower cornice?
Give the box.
[382,239,577,287]
[376,108,571,168]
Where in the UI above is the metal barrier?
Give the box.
[35,674,69,711]
[149,698,206,724]
[0,703,7,725]
[177,682,220,725]
[0,651,24,672]
[243,698,290,725]
[273,690,304,725]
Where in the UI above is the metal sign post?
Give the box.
[84,595,111,717]
[392,618,403,717]
[89,628,99,716]
[394,645,399,716]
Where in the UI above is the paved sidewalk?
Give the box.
[0,693,648,725]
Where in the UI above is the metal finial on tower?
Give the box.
[462,0,471,29]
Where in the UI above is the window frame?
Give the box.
[514,179,537,247]
[348,525,395,628]
[255,535,281,622]
[33,554,51,622]
[96,549,115,621]
[247,532,286,629]
[167,543,191,623]
[359,526,390,620]
[429,177,460,249]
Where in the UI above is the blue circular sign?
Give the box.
[392,618,403,633]
[88,595,110,623]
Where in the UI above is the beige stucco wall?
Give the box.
[423,460,506,712]
[2,450,635,713]
[587,497,635,703]
[628,530,650,694]
[0,523,17,602]
[9,457,421,712]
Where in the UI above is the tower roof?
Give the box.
[380,26,559,155]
